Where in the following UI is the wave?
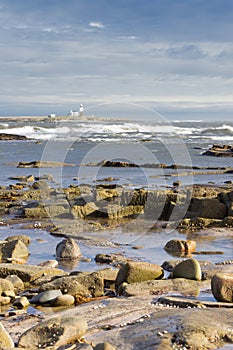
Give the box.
[201,124,233,136]
[0,123,9,129]
[0,125,71,140]
[1,120,233,143]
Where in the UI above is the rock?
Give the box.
[178,217,222,229]
[30,289,63,304]
[9,175,34,182]
[37,259,58,268]
[211,273,233,302]
[0,296,11,305]
[188,197,228,219]
[91,268,118,290]
[13,296,30,308]
[173,180,182,187]
[164,239,196,255]
[0,239,29,262]
[71,202,98,219]
[40,274,104,298]
[121,278,205,297]
[115,261,164,289]
[0,263,66,282]
[23,205,48,219]
[172,258,202,281]
[5,275,24,292]
[0,133,27,140]
[202,144,233,157]
[0,322,15,349]
[56,238,82,260]
[17,160,75,168]
[105,204,144,219]
[101,160,138,167]
[94,253,128,266]
[18,316,88,349]
[0,278,15,298]
[94,343,116,350]
[6,234,31,246]
[52,294,75,307]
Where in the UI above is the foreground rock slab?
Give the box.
[2,295,233,349]
[18,316,87,349]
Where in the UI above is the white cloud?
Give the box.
[88,21,105,29]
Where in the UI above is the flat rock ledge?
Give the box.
[0,133,28,140]
[202,144,233,157]
[2,295,233,350]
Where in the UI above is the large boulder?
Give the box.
[115,261,163,290]
[172,258,202,281]
[56,238,81,260]
[211,273,233,302]
[39,273,104,298]
[18,316,87,349]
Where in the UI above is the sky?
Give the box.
[0,0,233,120]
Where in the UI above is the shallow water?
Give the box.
[0,222,232,273]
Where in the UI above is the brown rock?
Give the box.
[0,239,29,262]
[211,273,233,302]
[0,263,66,282]
[164,239,196,254]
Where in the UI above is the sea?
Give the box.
[0,117,233,277]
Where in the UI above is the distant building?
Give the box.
[68,104,84,117]
[69,110,79,117]
[48,113,56,118]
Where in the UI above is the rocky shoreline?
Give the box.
[0,174,233,349]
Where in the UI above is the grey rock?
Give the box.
[56,238,81,260]
[30,289,62,304]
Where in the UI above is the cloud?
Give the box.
[88,21,105,29]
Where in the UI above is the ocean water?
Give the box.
[0,117,233,272]
[0,117,233,188]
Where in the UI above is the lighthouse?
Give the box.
[79,104,84,117]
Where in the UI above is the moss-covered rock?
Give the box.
[172,258,202,281]
[115,261,164,290]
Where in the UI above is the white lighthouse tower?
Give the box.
[79,104,84,117]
